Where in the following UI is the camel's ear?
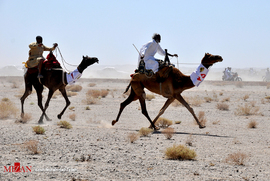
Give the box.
[83,55,85,58]
[205,53,210,57]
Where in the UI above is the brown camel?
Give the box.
[20,54,99,124]
[112,53,223,130]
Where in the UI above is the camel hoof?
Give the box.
[112,120,117,126]
[199,125,206,129]
[57,114,62,119]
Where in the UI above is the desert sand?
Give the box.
[1,76,270,181]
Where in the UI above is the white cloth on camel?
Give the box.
[66,69,82,85]
[190,64,209,87]
[138,39,166,73]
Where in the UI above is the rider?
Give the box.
[225,67,232,80]
[138,33,178,74]
[26,36,58,78]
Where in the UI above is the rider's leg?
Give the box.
[37,58,44,78]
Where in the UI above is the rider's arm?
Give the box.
[43,43,58,51]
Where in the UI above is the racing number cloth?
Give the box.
[66,69,82,85]
[190,64,209,87]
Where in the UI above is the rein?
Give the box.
[54,47,78,73]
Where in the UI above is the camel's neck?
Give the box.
[202,63,211,69]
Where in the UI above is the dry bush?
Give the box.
[66,85,83,92]
[185,134,194,146]
[165,144,197,160]
[197,111,207,127]
[216,103,229,111]
[225,152,248,165]
[146,94,155,101]
[88,83,96,87]
[69,106,75,111]
[100,89,109,98]
[74,154,92,162]
[0,99,18,119]
[32,126,45,134]
[11,82,19,89]
[67,91,78,97]
[15,113,32,124]
[138,127,153,137]
[127,132,140,143]
[219,92,223,96]
[175,121,181,124]
[248,120,258,128]
[222,97,230,102]
[204,97,213,103]
[69,113,76,121]
[235,104,260,116]
[57,121,72,129]
[83,96,99,105]
[243,94,249,101]
[21,140,40,154]
[162,127,175,139]
[155,117,173,128]
[188,96,204,106]
[2,97,9,102]
[212,120,220,125]
[235,82,243,88]
[85,106,91,110]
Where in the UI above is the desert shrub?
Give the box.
[127,132,140,143]
[100,89,109,98]
[188,96,204,106]
[155,117,173,128]
[2,97,9,102]
[83,96,99,105]
[57,121,72,129]
[32,126,45,134]
[162,127,175,139]
[185,134,194,146]
[0,99,18,119]
[165,144,197,160]
[69,106,75,110]
[248,120,258,128]
[16,113,32,124]
[66,85,82,92]
[85,106,91,110]
[219,92,223,96]
[74,154,92,162]
[197,111,207,127]
[204,97,212,103]
[222,97,230,102]
[67,91,78,97]
[69,113,76,121]
[225,152,248,165]
[146,94,155,101]
[21,140,40,154]
[235,104,259,116]
[138,127,153,137]
[175,121,181,124]
[216,103,229,111]
[88,83,96,87]
[243,94,249,101]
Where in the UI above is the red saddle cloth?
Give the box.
[43,53,61,69]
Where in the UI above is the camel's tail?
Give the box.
[123,83,131,94]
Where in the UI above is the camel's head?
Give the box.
[83,55,99,65]
[201,53,223,69]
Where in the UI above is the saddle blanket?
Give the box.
[190,63,209,87]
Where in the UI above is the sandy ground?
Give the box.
[0,76,270,181]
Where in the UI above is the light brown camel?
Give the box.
[112,53,223,130]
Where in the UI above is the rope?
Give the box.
[54,47,78,73]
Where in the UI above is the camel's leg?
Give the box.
[112,88,138,126]
[33,85,45,124]
[138,95,157,130]
[41,89,55,121]
[57,88,70,119]
[150,97,175,128]
[175,94,205,128]
[20,81,32,118]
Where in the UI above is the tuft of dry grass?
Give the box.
[21,140,40,154]
[155,117,173,128]
[0,99,18,119]
[87,89,109,98]
[100,89,109,98]
[83,96,99,105]
[204,97,213,103]
[243,94,249,101]
[222,97,230,102]
[162,127,175,139]
[248,120,258,128]
[69,113,76,121]
[32,126,45,134]
[67,91,78,97]
[198,111,207,127]
[165,144,197,160]
[145,94,155,101]
[57,121,72,129]
[88,83,96,87]
[185,134,194,146]
[216,103,229,111]
[66,85,83,92]
[138,127,153,137]
[74,154,92,162]
[225,152,248,165]
[127,132,140,143]
[234,103,260,116]
[2,97,10,102]
[175,121,181,124]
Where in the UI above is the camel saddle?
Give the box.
[156,65,173,83]
[43,52,61,70]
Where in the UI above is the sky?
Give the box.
[0,0,270,70]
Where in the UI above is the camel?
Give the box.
[112,53,223,130]
[20,54,99,124]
